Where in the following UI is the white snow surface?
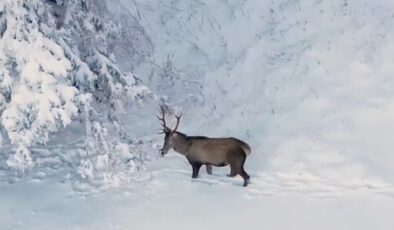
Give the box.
[2,0,394,229]
[1,163,394,230]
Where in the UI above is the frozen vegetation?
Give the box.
[1,0,394,229]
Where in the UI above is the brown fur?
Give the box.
[161,132,252,187]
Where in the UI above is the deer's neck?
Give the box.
[173,132,191,155]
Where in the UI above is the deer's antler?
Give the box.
[157,105,182,134]
[172,113,182,133]
[157,105,171,133]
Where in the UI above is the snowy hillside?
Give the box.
[2,0,394,229]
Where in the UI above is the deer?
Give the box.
[158,106,252,187]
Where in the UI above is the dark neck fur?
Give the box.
[176,131,208,141]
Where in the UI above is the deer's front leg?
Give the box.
[190,161,202,178]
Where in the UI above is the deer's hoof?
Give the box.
[243,179,250,187]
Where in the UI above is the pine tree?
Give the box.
[0,0,151,182]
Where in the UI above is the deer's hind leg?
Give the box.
[239,166,250,187]
[228,149,250,187]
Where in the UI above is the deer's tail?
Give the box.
[238,140,251,156]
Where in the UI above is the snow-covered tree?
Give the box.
[0,0,151,180]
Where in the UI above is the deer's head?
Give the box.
[157,105,182,156]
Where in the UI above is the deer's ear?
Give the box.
[164,128,172,136]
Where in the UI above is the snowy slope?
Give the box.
[2,0,394,229]
[124,0,394,189]
[194,0,394,190]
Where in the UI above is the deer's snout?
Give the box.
[160,148,168,156]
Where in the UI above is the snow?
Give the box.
[1,159,394,230]
[2,0,394,229]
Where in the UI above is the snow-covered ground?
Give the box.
[2,0,394,229]
[1,158,394,230]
